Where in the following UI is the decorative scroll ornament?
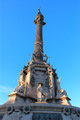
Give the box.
[76,109,80,117]
[63,107,71,116]
[23,106,31,114]
[6,107,14,115]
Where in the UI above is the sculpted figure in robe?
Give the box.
[37,83,47,102]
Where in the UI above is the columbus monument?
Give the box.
[0,9,80,120]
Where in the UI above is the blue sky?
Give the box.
[0,0,80,107]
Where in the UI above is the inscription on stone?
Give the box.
[32,113,63,120]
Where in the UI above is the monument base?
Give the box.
[0,103,80,120]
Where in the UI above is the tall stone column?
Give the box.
[34,9,46,61]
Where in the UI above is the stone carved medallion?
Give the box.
[2,106,32,120]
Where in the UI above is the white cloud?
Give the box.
[0,85,14,93]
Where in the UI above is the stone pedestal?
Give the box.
[0,103,80,120]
